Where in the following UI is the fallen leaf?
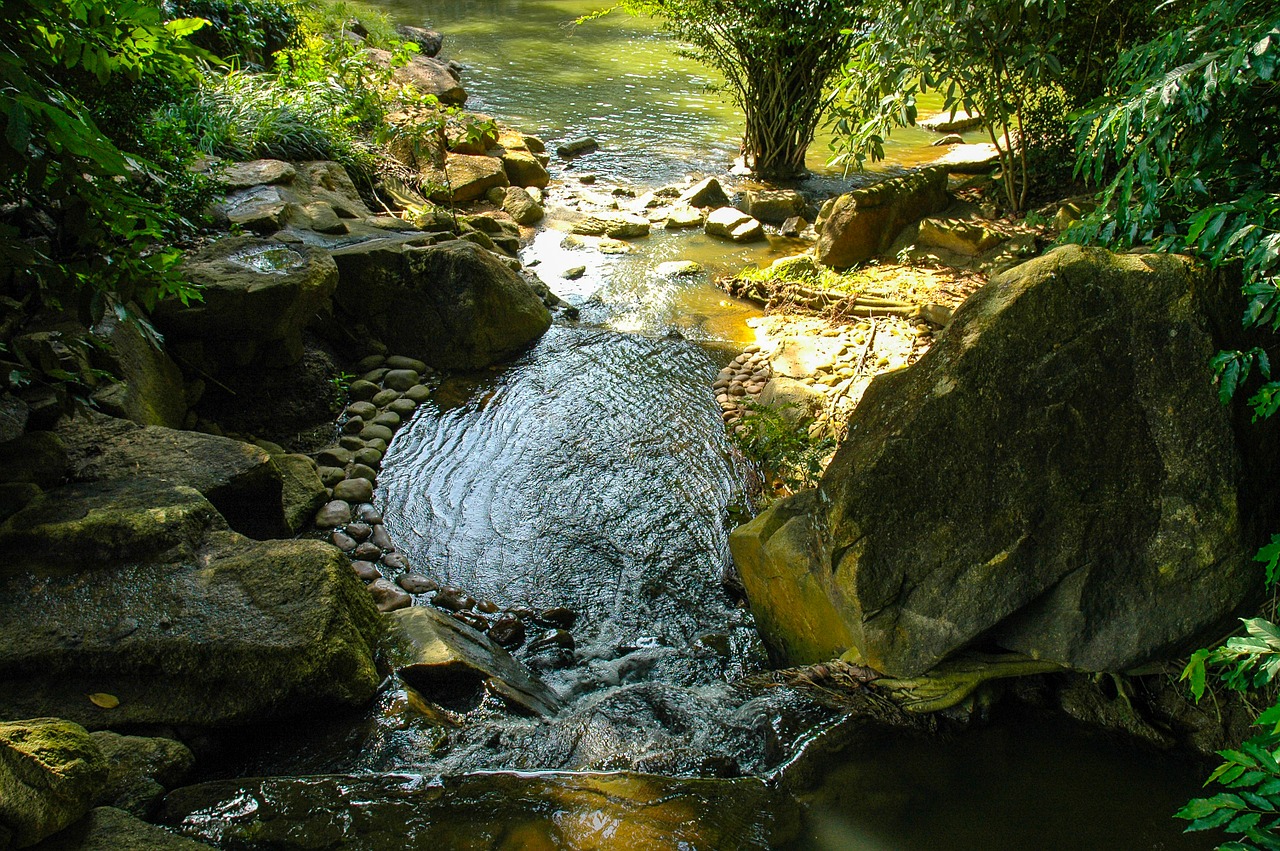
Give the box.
[88,693,119,709]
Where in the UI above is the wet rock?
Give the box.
[476,599,500,614]
[355,354,386,372]
[27,806,212,850]
[556,137,599,158]
[347,380,379,401]
[352,542,383,562]
[332,478,374,504]
[370,388,401,407]
[397,574,438,594]
[932,133,965,146]
[350,561,381,582]
[779,216,807,238]
[316,447,353,468]
[330,530,358,551]
[404,385,433,404]
[678,177,730,209]
[332,238,551,370]
[817,166,950,269]
[345,522,372,542]
[367,578,412,613]
[341,417,366,435]
[0,482,381,727]
[433,586,476,612]
[317,466,345,487]
[383,606,562,716]
[369,524,395,551]
[663,206,705,229]
[89,732,193,818]
[346,463,379,483]
[705,207,765,243]
[452,610,490,632]
[501,186,544,225]
[381,552,409,572]
[315,500,352,528]
[919,109,983,132]
[382,369,420,392]
[500,150,551,189]
[387,399,418,418]
[344,403,375,422]
[0,718,109,847]
[654,260,702,277]
[356,504,383,524]
[536,607,578,630]
[487,614,526,648]
[370,412,400,430]
[528,629,576,653]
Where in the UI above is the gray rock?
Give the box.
[571,213,650,239]
[499,150,550,189]
[347,380,379,401]
[384,356,428,373]
[346,463,378,483]
[387,399,418,417]
[368,49,465,105]
[678,177,730,209]
[358,424,394,444]
[501,186,544,225]
[405,385,433,403]
[384,606,562,716]
[563,266,586,280]
[89,733,193,818]
[382,369,419,392]
[220,159,296,189]
[317,466,345,487]
[444,154,508,203]
[394,24,442,57]
[370,412,401,429]
[556,137,599,158]
[737,189,805,224]
[316,447,353,468]
[332,478,374,504]
[353,448,383,468]
[314,500,352,528]
[370,389,401,407]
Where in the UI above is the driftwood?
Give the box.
[721,275,949,325]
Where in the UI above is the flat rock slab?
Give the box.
[384,606,562,716]
[932,142,1000,173]
[705,207,765,243]
[570,213,650,239]
[160,771,799,850]
[0,479,380,728]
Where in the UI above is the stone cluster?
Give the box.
[313,353,579,656]
[713,346,772,431]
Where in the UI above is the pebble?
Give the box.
[370,524,394,550]
[385,356,428,373]
[488,614,526,648]
[355,354,385,372]
[354,447,383,468]
[744,344,761,354]
[333,477,374,504]
[339,436,366,451]
[317,466,345,487]
[397,573,438,594]
[359,424,394,443]
[371,412,401,429]
[477,599,500,614]
[388,398,418,417]
[351,560,382,582]
[346,522,372,541]
[345,401,377,420]
[433,585,476,612]
[405,385,432,404]
[357,504,383,524]
[452,611,490,631]
[382,369,420,392]
[367,578,412,613]
[342,417,365,435]
[381,552,409,571]
[362,367,389,384]
[330,530,358,551]
[347,463,378,483]
[729,384,746,397]
[348,380,379,401]
[528,629,575,653]
[365,438,389,454]
[536,607,578,629]
[371,389,401,407]
[314,500,352,528]
[353,541,383,561]
[317,447,353,468]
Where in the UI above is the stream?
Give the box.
[240,1,1214,846]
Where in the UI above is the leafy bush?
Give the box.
[733,401,834,498]
[166,0,302,66]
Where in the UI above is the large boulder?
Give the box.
[56,415,287,539]
[816,166,950,269]
[732,246,1277,676]
[209,160,379,241]
[384,606,562,717]
[444,154,508,203]
[0,478,381,727]
[156,237,337,369]
[0,719,108,848]
[88,309,187,429]
[159,772,799,850]
[331,238,551,370]
[368,49,466,105]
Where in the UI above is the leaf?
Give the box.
[88,692,119,709]
[1257,537,1280,588]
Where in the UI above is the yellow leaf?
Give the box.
[88,693,119,709]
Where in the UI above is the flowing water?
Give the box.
[260,1,1215,845]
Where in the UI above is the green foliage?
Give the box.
[165,0,302,66]
[609,0,862,178]
[732,401,834,497]
[829,0,1069,213]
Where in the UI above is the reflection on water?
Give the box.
[376,0,949,185]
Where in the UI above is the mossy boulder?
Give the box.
[57,416,287,539]
[816,166,950,269]
[0,432,66,491]
[499,149,551,189]
[27,807,212,850]
[274,453,327,534]
[0,478,381,728]
[160,771,800,850]
[331,238,551,370]
[88,308,187,429]
[733,246,1277,676]
[89,733,193,818]
[0,718,108,848]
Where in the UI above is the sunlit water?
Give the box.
[229,3,1217,846]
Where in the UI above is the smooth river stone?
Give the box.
[381,552,409,571]
[352,542,383,562]
[330,530,358,552]
[339,436,366,451]
[382,369,420,392]
[351,560,381,582]
[347,380,379,401]
[487,614,525,648]
[433,586,475,612]
[387,399,418,417]
[405,385,432,404]
[371,389,401,407]
[354,354,385,372]
[368,578,412,612]
[364,439,389,454]
[536,607,577,629]
[362,368,389,384]
[314,500,351,528]
[341,417,365,435]
[333,478,374,504]
[317,466,345,487]
[357,505,383,524]
[397,573,438,594]
[371,412,401,429]
[370,524,394,551]
[384,356,428,373]
[345,522,372,542]
[345,401,377,420]
[453,610,490,631]
[354,447,383,468]
[316,447,353,468]
[347,463,378,483]
[360,425,394,444]
[528,628,575,653]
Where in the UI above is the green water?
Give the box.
[376,0,947,184]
